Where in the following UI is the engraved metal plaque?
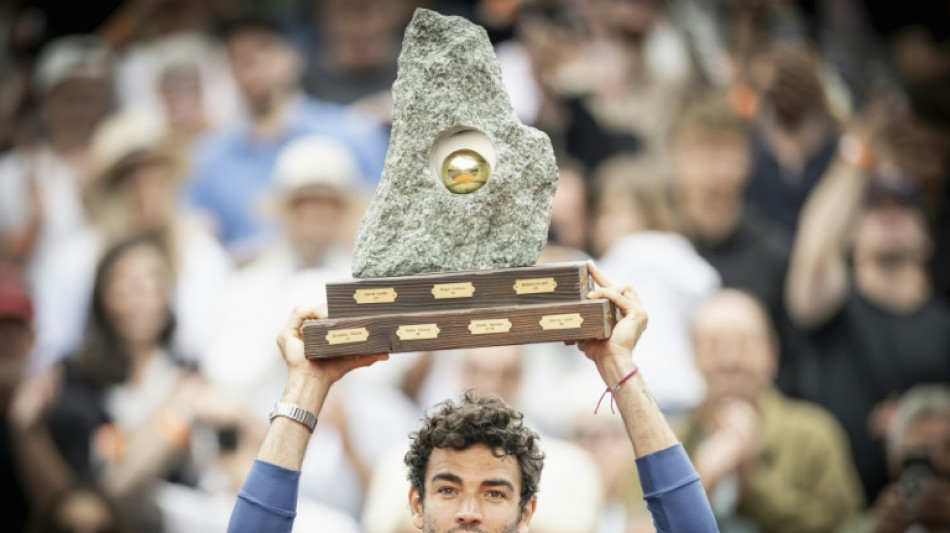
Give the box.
[396,324,441,340]
[353,288,398,304]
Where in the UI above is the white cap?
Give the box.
[34,35,112,93]
[272,136,361,199]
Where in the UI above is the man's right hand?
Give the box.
[277,306,389,389]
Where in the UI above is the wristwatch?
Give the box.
[269,402,318,433]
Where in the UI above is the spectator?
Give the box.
[561,365,648,533]
[547,160,588,252]
[668,90,799,392]
[31,112,232,368]
[497,2,641,170]
[745,43,840,232]
[787,107,950,502]
[117,33,241,144]
[628,289,863,532]
[0,35,112,279]
[43,235,249,532]
[301,0,402,120]
[185,14,388,261]
[0,263,72,532]
[578,0,697,156]
[840,385,950,533]
[592,155,719,413]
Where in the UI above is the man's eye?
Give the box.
[487,490,505,499]
[437,487,457,495]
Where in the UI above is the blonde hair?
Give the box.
[592,155,681,234]
[668,89,751,147]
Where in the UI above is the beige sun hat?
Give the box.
[266,135,363,212]
[87,112,181,190]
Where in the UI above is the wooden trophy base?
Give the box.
[303,262,617,359]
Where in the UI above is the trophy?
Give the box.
[303,9,616,359]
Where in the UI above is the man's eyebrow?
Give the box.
[481,479,515,492]
[430,473,463,485]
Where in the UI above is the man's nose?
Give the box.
[455,495,482,525]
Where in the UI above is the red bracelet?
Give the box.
[594,366,639,414]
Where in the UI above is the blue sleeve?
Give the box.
[227,460,301,533]
[636,444,718,532]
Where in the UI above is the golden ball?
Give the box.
[441,149,490,194]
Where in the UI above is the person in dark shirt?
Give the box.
[0,263,80,533]
[0,264,40,533]
[669,90,800,393]
[300,0,401,112]
[745,43,841,233]
[787,120,950,503]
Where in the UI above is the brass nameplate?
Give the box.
[539,313,584,330]
[326,328,370,345]
[396,324,441,340]
[431,282,475,299]
[514,277,558,295]
[468,318,513,335]
[353,288,397,304]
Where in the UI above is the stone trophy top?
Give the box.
[351,8,558,278]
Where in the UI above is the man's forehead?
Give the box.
[425,445,522,485]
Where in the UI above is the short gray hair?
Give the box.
[887,385,950,459]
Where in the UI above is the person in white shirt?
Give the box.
[592,155,720,413]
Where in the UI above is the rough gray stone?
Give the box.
[351,8,558,278]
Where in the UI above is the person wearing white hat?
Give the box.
[0,35,113,286]
[266,135,362,271]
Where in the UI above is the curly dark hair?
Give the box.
[405,390,544,510]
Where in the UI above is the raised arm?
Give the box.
[580,261,717,532]
[227,307,387,533]
[784,147,867,329]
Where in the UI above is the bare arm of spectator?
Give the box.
[9,368,74,510]
[785,152,866,328]
[95,374,264,498]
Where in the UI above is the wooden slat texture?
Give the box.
[303,299,615,359]
[326,262,591,318]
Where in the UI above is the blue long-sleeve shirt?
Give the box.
[227,443,717,532]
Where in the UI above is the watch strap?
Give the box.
[270,402,318,432]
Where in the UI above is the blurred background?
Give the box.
[0,0,949,532]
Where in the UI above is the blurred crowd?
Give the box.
[0,0,949,532]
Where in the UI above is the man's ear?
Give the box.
[518,497,538,533]
[409,487,424,530]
